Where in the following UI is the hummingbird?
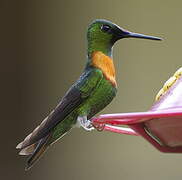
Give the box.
[16,19,161,170]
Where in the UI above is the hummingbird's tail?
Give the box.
[25,133,51,170]
[17,133,52,170]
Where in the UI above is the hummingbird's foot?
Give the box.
[77,116,95,131]
[92,122,105,132]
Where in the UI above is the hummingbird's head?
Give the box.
[87,19,161,56]
[88,19,162,44]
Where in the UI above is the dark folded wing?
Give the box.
[18,69,103,149]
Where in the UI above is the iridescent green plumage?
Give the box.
[51,67,117,143]
[16,19,161,170]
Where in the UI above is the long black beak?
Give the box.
[124,31,162,41]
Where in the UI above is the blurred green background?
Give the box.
[1,0,182,179]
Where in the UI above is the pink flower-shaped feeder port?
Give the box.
[92,67,182,153]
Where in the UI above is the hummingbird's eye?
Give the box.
[101,24,112,33]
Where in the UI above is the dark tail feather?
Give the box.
[25,133,51,171]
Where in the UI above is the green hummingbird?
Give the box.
[16,19,161,170]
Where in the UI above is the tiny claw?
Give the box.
[92,122,105,132]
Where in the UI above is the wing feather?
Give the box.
[18,68,103,149]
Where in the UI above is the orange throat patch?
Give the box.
[91,51,117,87]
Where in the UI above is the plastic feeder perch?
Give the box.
[92,68,182,153]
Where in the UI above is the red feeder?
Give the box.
[92,68,182,153]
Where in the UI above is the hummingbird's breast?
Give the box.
[78,51,118,118]
[91,51,117,87]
